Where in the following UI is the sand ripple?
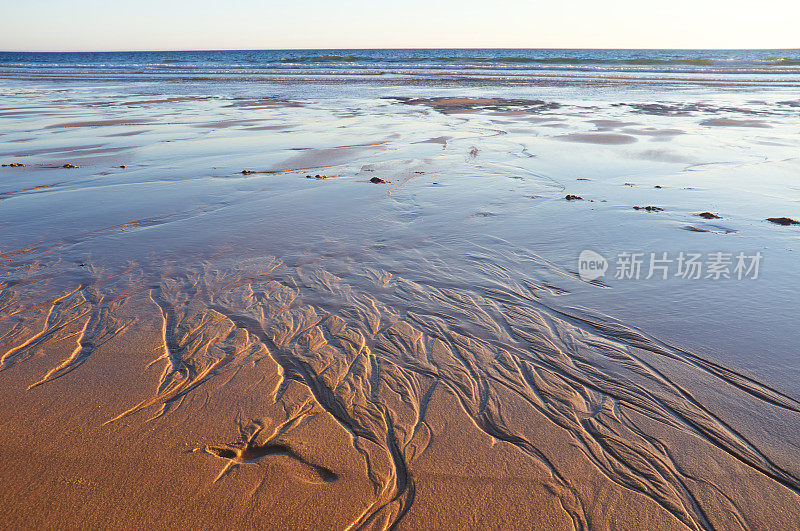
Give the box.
[2,252,798,529]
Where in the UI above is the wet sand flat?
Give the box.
[1,83,800,530]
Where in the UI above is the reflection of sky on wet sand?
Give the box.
[1,84,798,390]
[2,78,800,528]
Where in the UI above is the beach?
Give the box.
[1,50,799,529]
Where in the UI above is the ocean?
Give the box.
[2,48,800,86]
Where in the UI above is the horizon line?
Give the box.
[2,46,800,54]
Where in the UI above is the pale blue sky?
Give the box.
[1,0,798,51]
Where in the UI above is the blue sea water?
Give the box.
[2,48,800,85]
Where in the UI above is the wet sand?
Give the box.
[1,87,800,529]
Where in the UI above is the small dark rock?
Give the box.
[576,178,590,181]
[120,165,127,169]
[62,163,80,169]
[633,206,663,212]
[683,225,710,233]
[767,217,800,226]
[3,162,26,167]
[697,212,721,219]
[370,177,389,184]
[624,182,635,186]
[565,194,583,201]
[654,185,663,189]
[241,170,255,175]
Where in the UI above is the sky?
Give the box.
[1,0,799,51]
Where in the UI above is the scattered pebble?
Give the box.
[766,217,799,226]
[306,174,328,179]
[2,162,26,167]
[633,206,663,212]
[62,163,80,169]
[370,177,389,184]
[241,170,255,175]
[683,225,710,233]
[577,178,590,181]
[565,194,583,201]
[697,212,721,219]
[654,185,663,189]
[624,182,635,186]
